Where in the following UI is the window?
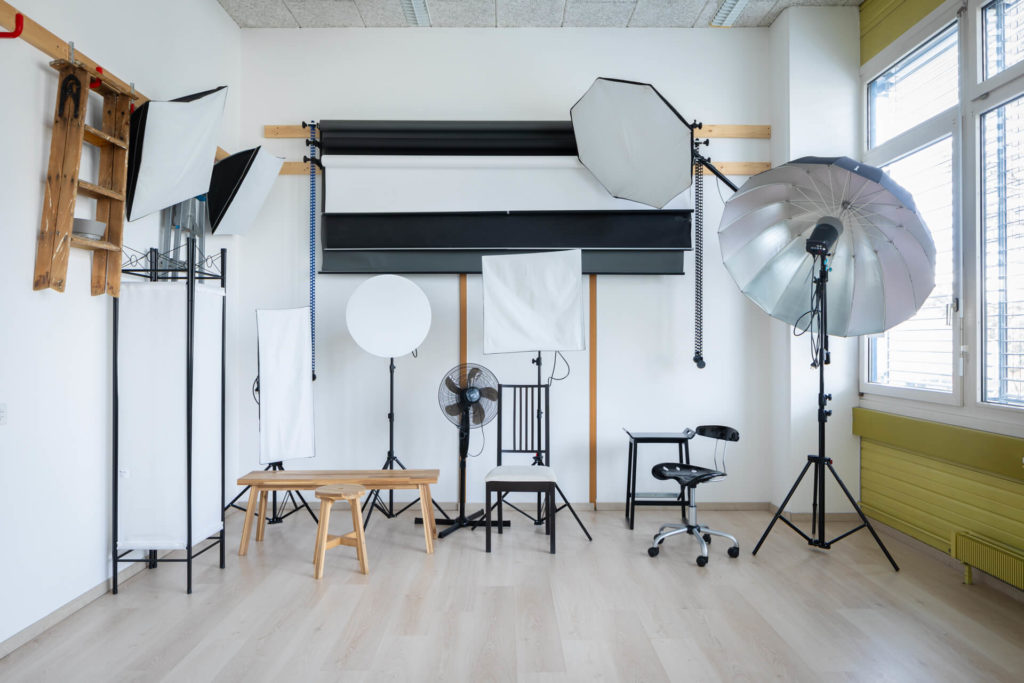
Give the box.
[868,23,958,148]
[981,94,1024,405]
[868,138,955,392]
[863,25,960,398]
[984,0,1024,79]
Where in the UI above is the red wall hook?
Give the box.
[89,65,103,89]
[1,12,24,39]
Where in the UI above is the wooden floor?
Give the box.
[2,507,1022,682]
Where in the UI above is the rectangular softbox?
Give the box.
[126,86,228,221]
[482,249,585,354]
[257,307,315,465]
[208,146,283,235]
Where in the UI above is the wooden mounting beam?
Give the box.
[278,159,765,177]
[264,123,771,140]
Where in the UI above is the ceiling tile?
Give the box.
[356,0,409,26]
[730,0,777,27]
[426,0,497,27]
[218,0,299,27]
[629,0,705,27]
[563,1,637,28]
[497,0,566,27]
[285,0,365,26]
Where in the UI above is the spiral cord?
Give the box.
[693,153,705,369]
[308,121,318,378]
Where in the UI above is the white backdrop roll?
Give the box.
[117,282,224,550]
[482,249,586,354]
[257,308,315,465]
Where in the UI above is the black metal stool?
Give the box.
[623,428,694,529]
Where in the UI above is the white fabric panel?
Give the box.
[191,286,225,543]
[322,155,662,213]
[257,308,315,465]
[213,147,284,235]
[128,87,228,221]
[482,249,586,354]
[117,282,224,551]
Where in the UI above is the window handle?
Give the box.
[946,298,960,326]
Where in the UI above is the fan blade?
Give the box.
[467,367,482,383]
[479,387,498,402]
[444,403,462,417]
[444,376,461,394]
[472,402,484,425]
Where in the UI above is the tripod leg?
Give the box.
[752,459,813,555]
[826,461,899,571]
[554,484,592,541]
[293,489,319,524]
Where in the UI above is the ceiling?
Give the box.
[216,0,862,29]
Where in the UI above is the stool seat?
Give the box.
[315,484,368,501]
[652,462,724,488]
[312,484,370,578]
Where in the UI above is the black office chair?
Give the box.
[647,425,740,566]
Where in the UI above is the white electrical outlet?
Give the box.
[0,403,6,426]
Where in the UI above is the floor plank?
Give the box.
[1,508,1022,682]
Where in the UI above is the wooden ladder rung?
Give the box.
[70,235,120,252]
[83,125,127,150]
[77,179,124,202]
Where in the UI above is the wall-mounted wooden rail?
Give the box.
[265,123,771,177]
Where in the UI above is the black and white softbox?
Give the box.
[207,146,283,235]
[571,77,692,209]
[482,249,585,354]
[126,86,228,221]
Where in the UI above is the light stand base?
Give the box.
[752,454,899,571]
[226,462,318,525]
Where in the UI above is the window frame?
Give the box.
[858,0,1024,416]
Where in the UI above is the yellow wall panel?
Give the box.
[860,0,946,65]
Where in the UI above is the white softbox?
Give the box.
[126,86,228,221]
[482,249,585,354]
[208,146,283,235]
[257,307,315,465]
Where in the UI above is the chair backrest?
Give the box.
[696,425,739,442]
[496,383,550,466]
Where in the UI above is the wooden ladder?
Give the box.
[33,59,134,296]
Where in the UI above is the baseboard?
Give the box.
[0,549,171,660]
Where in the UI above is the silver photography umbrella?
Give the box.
[718,156,936,337]
[570,77,692,209]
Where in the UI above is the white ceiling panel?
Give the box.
[497,0,567,27]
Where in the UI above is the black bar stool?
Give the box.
[623,428,695,529]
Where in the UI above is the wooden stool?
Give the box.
[313,484,369,578]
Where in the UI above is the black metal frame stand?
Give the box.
[751,255,899,571]
[435,407,506,537]
[112,239,227,594]
[364,357,452,527]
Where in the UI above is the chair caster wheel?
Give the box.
[696,555,708,567]
[728,546,740,558]
[648,546,660,557]
[702,533,711,543]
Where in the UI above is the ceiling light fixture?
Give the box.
[401,0,430,27]
[710,0,750,27]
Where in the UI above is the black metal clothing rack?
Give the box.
[112,238,227,594]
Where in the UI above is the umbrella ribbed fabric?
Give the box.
[718,156,936,337]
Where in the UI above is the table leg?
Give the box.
[418,484,434,554]
[625,440,633,520]
[256,489,269,542]
[485,487,492,553]
[549,484,556,554]
[629,443,639,530]
[313,499,331,579]
[239,487,259,556]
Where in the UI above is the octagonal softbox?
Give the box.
[570,78,692,209]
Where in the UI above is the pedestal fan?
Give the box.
[436,364,502,537]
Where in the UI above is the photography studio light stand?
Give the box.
[363,357,453,526]
[751,249,899,571]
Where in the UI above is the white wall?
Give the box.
[236,27,788,508]
[770,6,862,510]
[0,0,240,646]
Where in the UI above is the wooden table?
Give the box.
[236,469,439,556]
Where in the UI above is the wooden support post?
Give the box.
[589,274,597,506]
[91,91,131,296]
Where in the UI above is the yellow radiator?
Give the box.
[952,530,1024,590]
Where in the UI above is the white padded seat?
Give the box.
[485,465,557,483]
